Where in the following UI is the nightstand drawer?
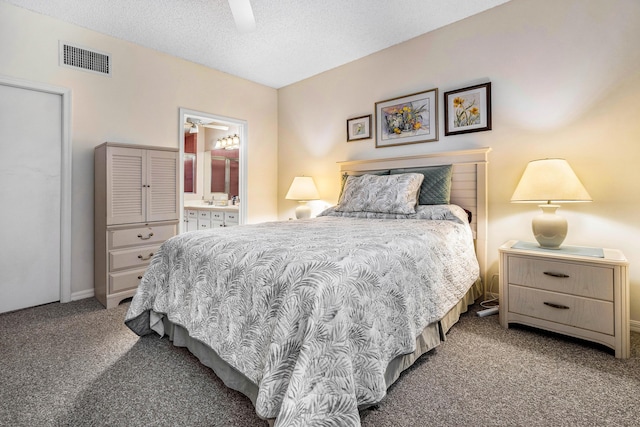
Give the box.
[508,256,613,301]
[508,285,614,335]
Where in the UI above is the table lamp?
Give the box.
[511,158,592,249]
[285,176,320,219]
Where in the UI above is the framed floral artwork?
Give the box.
[375,88,438,148]
[444,82,492,136]
[346,114,372,141]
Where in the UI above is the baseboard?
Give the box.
[71,288,94,301]
[631,319,640,333]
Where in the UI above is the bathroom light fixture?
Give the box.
[285,176,320,219]
[214,134,240,150]
[511,158,592,249]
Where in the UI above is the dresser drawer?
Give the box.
[508,284,614,335]
[225,212,239,224]
[109,268,147,293]
[198,210,211,220]
[211,211,224,221]
[109,224,176,249]
[508,256,613,301]
[198,220,210,229]
[186,210,198,219]
[109,245,160,271]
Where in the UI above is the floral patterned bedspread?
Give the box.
[125,207,479,426]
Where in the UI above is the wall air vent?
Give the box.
[59,41,111,76]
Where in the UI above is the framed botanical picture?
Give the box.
[375,88,438,148]
[444,82,492,136]
[346,114,372,141]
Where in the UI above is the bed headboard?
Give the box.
[337,147,491,287]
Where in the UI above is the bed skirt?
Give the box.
[158,278,482,422]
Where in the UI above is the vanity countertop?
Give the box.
[184,202,239,212]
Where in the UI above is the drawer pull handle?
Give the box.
[137,275,143,280]
[137,232,154,240]
[544,302,570,310]
[543,271,570,278]
[137,253,154,261]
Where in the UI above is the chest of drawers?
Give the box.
[498,240,629,358]
[94,143,179,308]
[95,222,177,308]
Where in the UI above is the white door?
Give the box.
[0,83,62,313]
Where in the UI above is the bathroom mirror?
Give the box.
[210,151,239,197]
[183,133,197,193]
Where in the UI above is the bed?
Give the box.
[125,147,491,426]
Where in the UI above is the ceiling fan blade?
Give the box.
[228,0,256,33]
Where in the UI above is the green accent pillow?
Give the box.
[390,165,453,205]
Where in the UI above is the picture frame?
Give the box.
[375,88,438,148]
[346,114,372,141]
[444,82,492,136]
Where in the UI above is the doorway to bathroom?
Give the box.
[178,108,247,232]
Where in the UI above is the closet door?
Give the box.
[0,84,62,313]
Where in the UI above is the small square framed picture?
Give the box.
[346,114,372,141]
[444,82,492,136]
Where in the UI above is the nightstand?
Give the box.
[499,240,630,358]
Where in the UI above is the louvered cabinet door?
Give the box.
[146,149,179,222]
[106,146,146,225]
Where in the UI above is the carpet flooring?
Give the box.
[0,298,638,426]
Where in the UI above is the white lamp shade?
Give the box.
[511,158,592,203]
[511,158,591,249]
[285,176,320,201]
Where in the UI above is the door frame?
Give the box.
[0,74,72,303]
[178,108,248,231]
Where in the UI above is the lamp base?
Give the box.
[532,204,567,249]
[295,202,311,220]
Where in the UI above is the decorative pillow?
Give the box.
[338,170,390,200]
[319,204,468,224]
[336,173,424,214]
[390,165,453,205]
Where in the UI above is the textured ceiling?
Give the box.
[5,0,511,88]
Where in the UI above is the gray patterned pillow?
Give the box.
[338,170,390,200]
[336,173,424,214]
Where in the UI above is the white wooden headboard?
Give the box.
[337,147,491,287]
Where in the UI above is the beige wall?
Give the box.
[3,0,640,325]
[0,2,279,298]
[278,0,640,324]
